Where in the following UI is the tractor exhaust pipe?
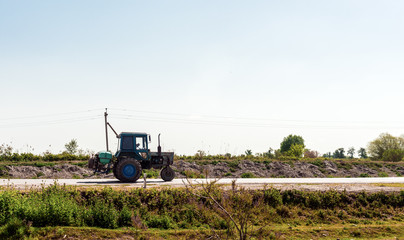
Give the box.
[158,133,161,157]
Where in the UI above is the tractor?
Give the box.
[88,110,175,182]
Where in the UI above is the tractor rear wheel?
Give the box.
[88,157,95,169]
[116,158,142,182]
[160,166,175,181]
[112,162,118,179]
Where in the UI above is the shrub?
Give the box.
[241,172,255,178]
[0,218,31,240]
[194,150,206,160]
[306,193,322,209]
[143,169,159,178]
[86,200,119,229]
[368,133,404,160]
[304,150,320,158]
[118,207,133,227]
[275,205,290,218]
[146,215,176,229]
[18,189,82,227]
[1,183,404,235]
[286,144,305,157]
[382,149,404,162]
[183,170,204,178]
[378,172,389,177]
[263,188,283,207]
[0,152,89,162]
[227,160,240,169]
[309,159,325,168]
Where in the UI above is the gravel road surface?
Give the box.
[1,177,404,192]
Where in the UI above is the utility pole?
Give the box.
[104,108,109,152]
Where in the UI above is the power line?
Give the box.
[1,108,402,130]
[0,115,102,128]
[111,114,404,130]
[0,108,104,121]
[109,107,402,125]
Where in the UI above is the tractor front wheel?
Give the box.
[160,166,175,181]
[116,158,142,183]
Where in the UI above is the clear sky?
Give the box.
[1,0,404,156]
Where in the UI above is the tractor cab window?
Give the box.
[136,137,146,149]
[121,136,133,150]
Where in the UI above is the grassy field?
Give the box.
[0,183,403,239]
[22,224,404,239]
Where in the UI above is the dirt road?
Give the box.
[2,177,404,192]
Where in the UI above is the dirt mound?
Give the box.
[3,164,114,179]
[1,160,403,179]
[172,160,404,178]
[173,160,325,178]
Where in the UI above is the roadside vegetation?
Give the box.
[1,134,404,180]
[0,140,89,162]
[1,133,404,164]
[183,133,404,162]
[0,183,403,239]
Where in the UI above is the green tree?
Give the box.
[194,150,206,160]
[304,149,319,158]
[347,147,355,158]
[0,143,13,156]
[64,139,79,154]
[322,152,332,158]
[357,148,368,159]
[274,149,282,159]
[184,179,263,240]
[333,148,345,158]
[280,135,305,153]
[244,149,253,156]
[382,149,404,162]
[286,144,305,157]
[368,133,404,161]
[263,148,274,158]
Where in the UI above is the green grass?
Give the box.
[181,170,204,178]
[0,184,403,239]
[15,223,404,240]
[372,183,404,188]
[143,169,159,178]
[378,171,389,177]
[0,160,87,167]
[240,172,255,178]
[33,162,56,167]
[0,153,89,162]
[36,172,45,178]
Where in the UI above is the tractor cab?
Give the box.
[116,132,151,161]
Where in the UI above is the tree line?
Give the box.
[253,133,404,162]
[1,133,404,162]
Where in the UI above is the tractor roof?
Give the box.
[119,132,148,137]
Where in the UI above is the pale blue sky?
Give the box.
[1,1,404,155]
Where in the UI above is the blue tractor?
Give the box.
[88,110,175,182]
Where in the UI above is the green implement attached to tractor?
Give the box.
[88,110,175,182]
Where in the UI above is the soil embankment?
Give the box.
[1,160,403,179]
[174,160,404,178]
